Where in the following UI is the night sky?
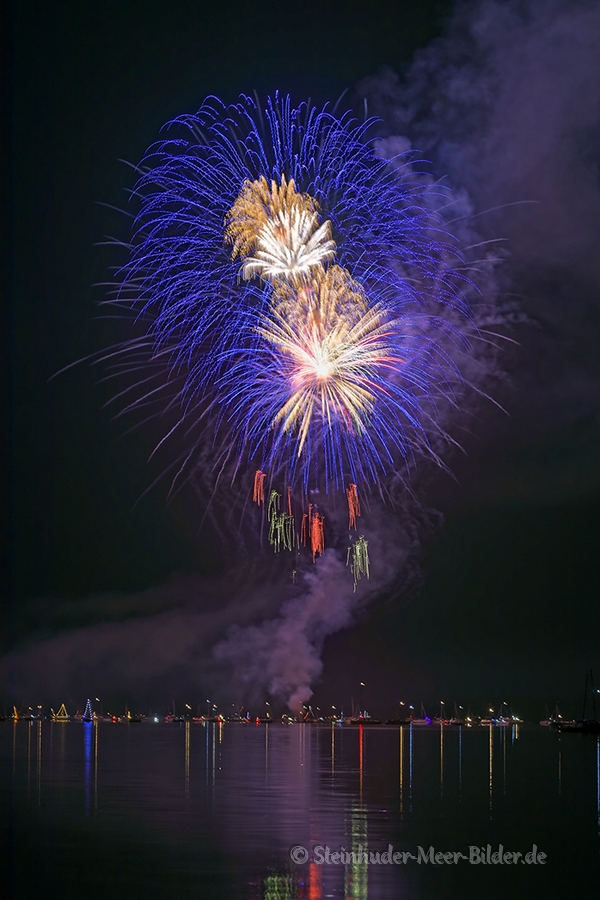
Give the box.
[3,0,599,719]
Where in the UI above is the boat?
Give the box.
[480,702,518,726]
[51,703,70,722]
[554,669,600,733]
[82,699,94,723]
[448,702,466,726]
[410,703,432,725]
[434,702,450,725]
[555,719,600,733]
[540,703,562,726]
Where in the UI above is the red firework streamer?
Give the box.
[300,503,324,559]
[301,513,309,545]
[346,483,361,530]
[287,486,293,516]
[311,512,325,561]
[253,470,266,505]
[301,503,313,546]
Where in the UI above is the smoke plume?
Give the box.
[358,0,600,437]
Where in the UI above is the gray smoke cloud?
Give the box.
[215,552,371,713]
[2,571,285,708]
[2,489,436,711]
[358,0,600,439]
[212,498,427,712]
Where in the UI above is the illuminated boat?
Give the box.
[410,703,432,725]
[51,703,70,722]
[555,719,600,733]
[554,670,600,733]
[82,699,94,723]
[540,704,562,726]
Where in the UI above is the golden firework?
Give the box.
[257,266,402,454]
[224,175,335,283]
[270,265,367,330]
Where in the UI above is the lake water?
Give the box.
[1,720,599,898]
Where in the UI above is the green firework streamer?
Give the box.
[346,535,370,590]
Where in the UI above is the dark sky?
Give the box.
[3,0,599,718]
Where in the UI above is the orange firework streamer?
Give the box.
[300,503,324,559]
[311,512,325,561]
[346,483,361,530]
[287,486,292,516]
[253,470,266,506]
[301,503,313,546]
[300,513,309,545]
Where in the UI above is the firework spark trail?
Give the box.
[298,504,325,561]
[347,535,370,591]
[310,512,325,562]
[223,174,331,280]
[240,207,336,284]
[252,469,266,506]
[269,511,295,553]
[300,506,312,548]
[346,483,361,530]
[266,489,296,552]
[252,267,404,460]
[267,489,280,522]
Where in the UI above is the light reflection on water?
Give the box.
[2,721,599,899]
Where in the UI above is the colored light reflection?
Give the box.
[83,720,93,815]
[344,806,368,900]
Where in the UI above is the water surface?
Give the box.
[2,720,598,898]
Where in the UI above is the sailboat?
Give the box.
[410,703,432,725]
[555,670,600,733]
[51,703,70,722]
[540,703,563,726]
[448,702,466,726]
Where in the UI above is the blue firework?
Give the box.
[112,93,472,494]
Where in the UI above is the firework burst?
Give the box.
[108,94,483,575]
[225,175,335,283]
